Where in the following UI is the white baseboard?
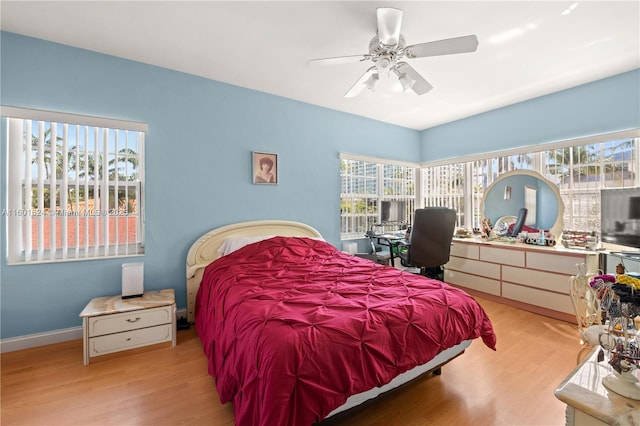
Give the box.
[0,326,83,353]
[0,308,187,353]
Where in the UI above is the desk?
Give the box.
[555,347,640,425]
[366,232,407,266]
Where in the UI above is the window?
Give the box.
[421,132,640,234]
[545,139,638,232]
[421,163,467,226]
[340,155,416,239]
[4,107,147,264]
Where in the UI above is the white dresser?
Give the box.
[445,238,600,322]
[79,289,176,365]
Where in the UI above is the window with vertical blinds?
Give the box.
[421,133,640,233]
[3,107,147,264]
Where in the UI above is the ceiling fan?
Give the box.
[308,7,479,97]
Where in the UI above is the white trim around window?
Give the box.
[1,106,148,132]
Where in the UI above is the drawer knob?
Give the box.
[126,317,141,323]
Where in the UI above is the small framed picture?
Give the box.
[252,152,278,184]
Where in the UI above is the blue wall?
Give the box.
[1,31,639,340]
[421,69,640,161]
[0,32,420,339]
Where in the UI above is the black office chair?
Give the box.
[398,207,457,280]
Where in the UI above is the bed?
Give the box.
[186,220,496,426]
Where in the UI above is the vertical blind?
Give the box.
[4,107,147,264]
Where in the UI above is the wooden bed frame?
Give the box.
[185,219,470,419]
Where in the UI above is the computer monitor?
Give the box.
[601,187,640,251]
[381,200,407,223]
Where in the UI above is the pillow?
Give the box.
[217,235,326,256]
[217,235,275,256]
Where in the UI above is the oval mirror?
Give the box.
[480,170,564,238]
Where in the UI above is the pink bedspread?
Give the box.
[195,237,496,426]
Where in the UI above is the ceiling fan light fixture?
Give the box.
[312,7,478,98]
[378,56,392,69]
[398,72,415,91]
[364,73,379,91]
[393,65,416,92]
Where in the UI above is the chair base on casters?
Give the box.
[400,254,445,281]
[420,266,444,281]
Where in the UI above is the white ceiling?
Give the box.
[1,1,639,130]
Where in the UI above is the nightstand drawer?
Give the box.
[87,306,173,337]
[88,324,173,356]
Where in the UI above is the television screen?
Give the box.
[381,200,407,223]
[601,187,640,250]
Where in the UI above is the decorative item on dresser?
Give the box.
[186,220,496,425]
[79,289,176,365]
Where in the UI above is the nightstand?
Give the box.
[79,289,176,365]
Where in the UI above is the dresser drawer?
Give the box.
[88,324,173,357]
[502,282,574,314]
[526,251,585,274]
[451,242,480,259]
[480,246,525,267]
[87,305,173,337]
[446,256,501,279]
[502,265,571,294]
[444,269,501,296]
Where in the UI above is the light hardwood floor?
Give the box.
[1,296,580,426]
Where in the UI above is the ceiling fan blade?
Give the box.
[405,35,479,58]
[396,62,433,95]
[377,7,403,46]
[307,54,368,67]
[344,67,378,98]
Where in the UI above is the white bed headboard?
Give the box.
[185,220,323,322]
